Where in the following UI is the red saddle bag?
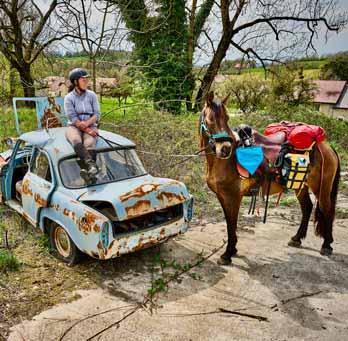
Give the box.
[265,121,326,149]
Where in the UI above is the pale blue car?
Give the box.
[0,98,193,263]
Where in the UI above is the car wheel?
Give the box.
[50,223,81,264]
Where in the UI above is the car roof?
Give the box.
[19,127,135,163]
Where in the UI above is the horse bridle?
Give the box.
[199,107,234,151]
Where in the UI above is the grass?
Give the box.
[0,249,20,273]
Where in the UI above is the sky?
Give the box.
[312,0,348,55]
[194,0,348,65]
[38,0,348,64]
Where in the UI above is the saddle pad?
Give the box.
[236,146,264,176]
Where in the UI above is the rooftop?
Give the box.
[312,80,347,105]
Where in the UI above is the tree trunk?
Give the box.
[20,66,35,98]
[91,56,97,92]
[194,31,233,111]
[185,0,197,112]
[9,67,17,98]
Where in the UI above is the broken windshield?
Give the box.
[59,148,147,189]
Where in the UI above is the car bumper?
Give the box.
[98,216,188,259]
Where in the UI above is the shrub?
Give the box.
[0,249,20,273]
[320,53,348,81]
[216,74,269,113]
[267,64,316,111]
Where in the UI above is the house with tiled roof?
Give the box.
[312,80,348,120]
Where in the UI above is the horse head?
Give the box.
[200,91,239,159]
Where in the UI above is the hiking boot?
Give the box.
[86,159,99,176]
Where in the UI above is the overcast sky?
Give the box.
[44,0,348,64]
[315,0,348,55]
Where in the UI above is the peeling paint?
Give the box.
[156,192,186,207]
[21,180,33,196]
[125,200,152,219]
[34,193,47,208]
[77,210,101,235]
[120,183,162,202]
[97,241,105,259]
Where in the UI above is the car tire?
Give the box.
[49,223,81,264]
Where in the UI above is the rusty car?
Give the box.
[0,97,194,263]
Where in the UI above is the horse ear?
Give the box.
[205,91,214,107]
[222,92,231,105]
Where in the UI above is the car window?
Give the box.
[59,148,146,189]
[32,151,52,182]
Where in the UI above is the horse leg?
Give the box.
[216,192,241,265]
[315,150,340,256]
[288,186,312,248]
[314,196,334,256]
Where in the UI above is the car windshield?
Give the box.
[59,148,147,189]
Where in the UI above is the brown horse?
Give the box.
[199,92,340,265]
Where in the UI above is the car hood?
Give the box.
[77,175,190,221]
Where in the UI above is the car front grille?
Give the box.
[113,203,183,237]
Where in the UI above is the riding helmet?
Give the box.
[69,68,89,83]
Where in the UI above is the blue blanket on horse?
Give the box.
[235,146,264,175]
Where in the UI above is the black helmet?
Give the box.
[69,68,89,83]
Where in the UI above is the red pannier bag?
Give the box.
[288,125,326,149]
[265,121,298,137]
[265,121,326,149]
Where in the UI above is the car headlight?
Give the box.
[101,222,109,248]
[184,197,194,222]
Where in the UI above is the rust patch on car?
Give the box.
[133,235,158,252]
[108,240,115,250]
[125,200,152,219]
[22,211,32,223]
[97,241,105,259]
[156,192,185,206]
[77,210,101,235]
[50,203,60,211]
[21,180,32,196]
[120,183,162,202]
[63,208,70,216]
[34,193,47,207]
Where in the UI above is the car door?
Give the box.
[22,149,55,225]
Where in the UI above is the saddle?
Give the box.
[235,122,325,183]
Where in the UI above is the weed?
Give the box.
[147,253,204,298]
[0,249,20,273]
[36,234,51,254]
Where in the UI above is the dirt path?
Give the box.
[7,193,348,341]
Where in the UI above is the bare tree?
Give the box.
[0,0,71,97]
[58,0,122,91]
[194,0,348,109]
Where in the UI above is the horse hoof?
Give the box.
[288,239,301,248]
[217,257,232,266]
[320,247,333,256]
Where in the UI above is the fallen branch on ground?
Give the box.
[270,290,323,309]
[58,304,134,341]
[86,241,227,340]
[219,308,268,321]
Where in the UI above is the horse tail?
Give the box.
[314,147,340,238]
